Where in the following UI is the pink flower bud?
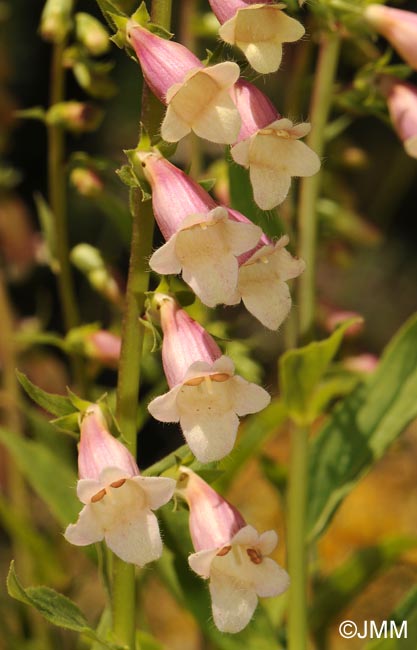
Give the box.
[343,353,379,375]
[179,467,245,551]
[365,5,417,71]
[127,22,202,101]
[85,330,122,368]
[233,80,280,142]
[156,294,221,388]
[139,152,217,239]
[78,404,139,481]
[70,167,104,197]
[384,79,417,159]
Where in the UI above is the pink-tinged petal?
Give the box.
[105,510,163,566]
[188,548,219,578]
[233,80,280,141]
[259,530,278,555]
[64,504,103,546]
[147,385,181,422]
[250,557,290,598]
[386,81,417,160]
[139,153,217,239]
[149,236,182,275]
[209,568,258,633]
[180,407,239,463]
[207,0,248,24]
[127,22,202,100]
[230,375,271,416]
[78,405,139,481]
[180,467,245,551]
[364,5,417,71]
[157,295,221,387]
[86,330,121,367]
[134,476,176,510]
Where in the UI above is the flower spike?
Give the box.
[65,404,175,566]
[231,80,320,210]
[179,467,289,633]
[127,22,241,143]
[208,0,305,74]
[148,296,270,462]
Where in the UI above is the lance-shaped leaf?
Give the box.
[17,370,77,418]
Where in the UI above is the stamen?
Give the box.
[217,545,232,557]
[110,478,126,489]
[91,488,106,503]
[247,548,263,564]
[211,373,230,383]
[184,376,205,386]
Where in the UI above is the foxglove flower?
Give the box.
[127,22,241,143]
[226,219,305,329]
[65,404,175,566]
[209,0,305,74]
[148,295,270,462]
[384,79,417,159]
[231,81,321,210]
[179,467,289,633]
[364,5,417,71]
[141,152,262,307]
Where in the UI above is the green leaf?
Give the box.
[365,585,417,649]
[16,370,77,418]
[0,428,79,526]
[198,178,216,192]
[7,563,123,649]
[279,319,360,425]
[310,537,417,639]
[308,313,417,540]
[34,193,59,273]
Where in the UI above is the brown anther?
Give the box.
[247,548,263,564]
[91,488,106,503]
[184,376,205,386]
[216,545,232,557]
[110,478,126,489]
[211,373,230,383]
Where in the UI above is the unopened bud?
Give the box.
[70,168,104,197]
[70,244,122,305]
[46,101,103,133]
[75,13,110,56]
[85,330,121,368]
[40,0,74,44]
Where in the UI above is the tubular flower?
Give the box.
[141,153,262,307]
[208,0,305,74]
[225,221,305,329]
[127,22,241,143]
[364,5,417,71]
[64,404,175,566]
[148,295,270,462]
[384,79,417,159]
[178,467,289,633]
[231,80,321,210]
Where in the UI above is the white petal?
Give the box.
[148,385,181,423]
[231,524,259,547]
[238,41,283,75]
[274,245,305,281]
[276,138,321,177]
[105,510,163,566]
[188,548,218,578]
[250,163,292,210]
[204,61,240,90]
[192,90,241,144]
[223,220,262,256]
[99,466,130,486]
[231,375,271,416]
[212,355,235,376]
[259,530,278,555]
[183,360,214,381]
[149,236,182,275]
[77,479,101,504]
[180,408,239,463]
[161,104,191,143]
[251,558,290,598]
[230,138,251,167]
[239,262,292,330]
[64,505,103,546]
[135,476,176,510]
[209,569,258,633]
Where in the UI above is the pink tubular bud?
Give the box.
[70,168,104,197]
[85,330,122,368]
[384,80,417,159]
[78,404,139,481]
[233,80,280,142]
[139,152,217,239]
[179,467,245,551]
[156,294,221,388]
[343,353,379,375]
[207,0,249,24]
[364,5,417,71]
[127,22,202,101]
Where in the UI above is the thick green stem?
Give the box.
[297,33,341,342]
[111,2,172,647]
[287,427,309,650]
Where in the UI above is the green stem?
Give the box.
[111,2,172,647]
[287,427,309,650]
[297,33,341,342]
[48,42,85,387]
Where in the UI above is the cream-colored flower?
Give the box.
[219,4,305,74]
[231,118,320,210]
